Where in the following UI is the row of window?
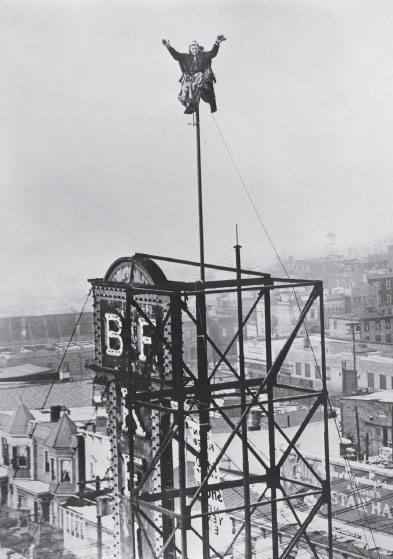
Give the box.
[294,363,331,381]
[65,511,85,539]
[351,296,368,306]
[372,280,392,291]
[1,441,30,469]
[364,318,391,331]
[367,373,393,391]
[364,334,392,343]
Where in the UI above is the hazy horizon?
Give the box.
[2,0,393,314]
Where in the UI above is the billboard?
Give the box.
[286,453,393,534]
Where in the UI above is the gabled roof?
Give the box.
[4,399,34,436]
[45,413,77,448]
[0,379,93,410]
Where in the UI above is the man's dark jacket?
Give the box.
[167,42,219,74]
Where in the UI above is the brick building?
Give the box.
[329,313,393,344]
[341,391,393,458]
[368,273,393,312]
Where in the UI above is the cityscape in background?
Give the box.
[2,238,393,557]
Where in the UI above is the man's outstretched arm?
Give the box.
[208,34,227,59]
[162,39,182,61]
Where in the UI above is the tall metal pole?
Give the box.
[195,107,205,282]
[126,291,136,559]
[264,277,279,559]
[196,289,210,558]
[194,106,209,556]
[319,284,333,559]
[235,235,252,558]
[172,293,188,558]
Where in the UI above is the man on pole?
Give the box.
[162,35,226,114]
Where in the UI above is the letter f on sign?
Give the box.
[105,313,124,356]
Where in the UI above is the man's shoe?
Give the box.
[184,104,196,114]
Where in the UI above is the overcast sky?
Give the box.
[1,0,393,305]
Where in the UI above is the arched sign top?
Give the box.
[104,255,167,286]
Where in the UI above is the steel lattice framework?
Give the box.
[89,252,333,559]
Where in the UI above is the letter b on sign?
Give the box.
[104,313,124,357]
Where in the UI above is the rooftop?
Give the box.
[0,363,54,381]
[0,379,94,411]
[343,389,393,404]
[13,478,50,495]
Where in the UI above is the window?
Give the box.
[305,363,311,378]
[380,375,387,390]
[12,446,29,469]
[310,310,315,320]
[373,281,381,291]
[388,294,392,304]
[386,318,391,330]
[387,280,391,290]
[44,450,50,473]
[364,321,369,332]
[376,335,381,342]
[375,320,381,331]
[333,321,338,330]
[378,295,382,306]
[60,459,71,482]
[314,365,320,379]
[2,438,9,466]
[50,458,56,481]
[18,496,28,509]
[295,363,301,376]
[97,416,107,429]
[386,334,391,343]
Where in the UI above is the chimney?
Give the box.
[77,434,86,490]
[50,405,62,422]
[388,245,393,272]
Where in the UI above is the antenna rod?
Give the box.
[195,107,205,282]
